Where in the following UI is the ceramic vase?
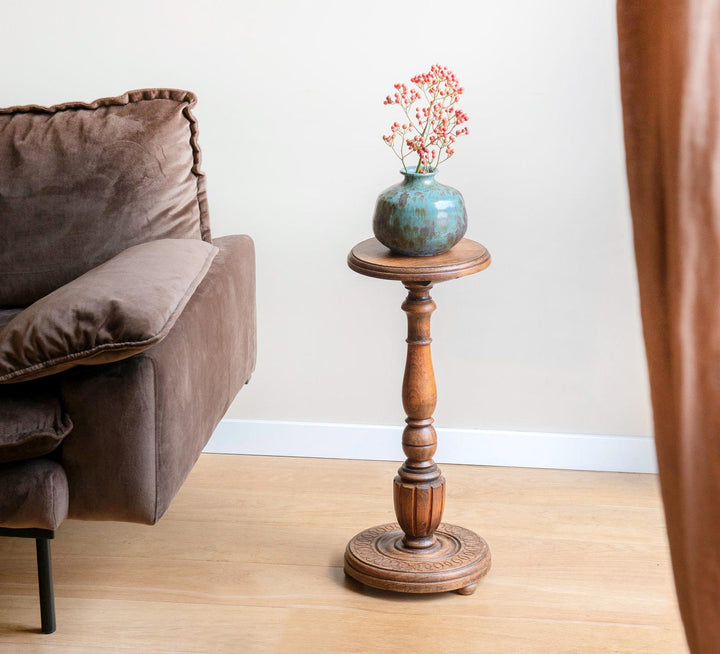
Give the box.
[372,168,467,256]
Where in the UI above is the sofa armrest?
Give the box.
[59,235,256,523]
[0,239,217,383]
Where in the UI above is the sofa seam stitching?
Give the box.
[150,355,160,524]
[49,468,57,530]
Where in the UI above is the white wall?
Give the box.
[1,1,653,442]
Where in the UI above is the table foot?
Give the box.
[344,523,491,594]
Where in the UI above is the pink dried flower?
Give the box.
[381,64,469,173]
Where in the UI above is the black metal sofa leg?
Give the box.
[0,527,57,634]
[36,537,56,634]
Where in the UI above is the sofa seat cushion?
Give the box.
[0,238,218,383]
[0,458,68,530]
[0,381,72,463]
[0,88,212,307]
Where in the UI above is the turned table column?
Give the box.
[395,281,443,550]
[344,237,492,595]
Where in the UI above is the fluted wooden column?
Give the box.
[344,238,492,595]
[394,282,445,549]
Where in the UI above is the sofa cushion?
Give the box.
[0,458,69,529]
[0,309,22,330]
[0,88,211,307]
[0,238,218,383]
[0,382,72,463]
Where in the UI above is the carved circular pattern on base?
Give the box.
[344,523,491,594]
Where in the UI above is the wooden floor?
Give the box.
[0,455,686,653]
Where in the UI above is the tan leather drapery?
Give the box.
[617,2,720,651]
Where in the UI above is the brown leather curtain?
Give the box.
[617,2,720,652]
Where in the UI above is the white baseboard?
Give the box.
[205,419,657,474]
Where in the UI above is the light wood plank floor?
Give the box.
[0,455,686,653]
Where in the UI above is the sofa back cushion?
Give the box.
[0,89,211,307]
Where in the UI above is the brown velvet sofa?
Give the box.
[0,89,256,633]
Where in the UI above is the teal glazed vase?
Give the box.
[373,169,467,256]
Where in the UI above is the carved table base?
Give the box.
[344,523,491,594]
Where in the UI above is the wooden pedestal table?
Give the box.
[344,237,492,595]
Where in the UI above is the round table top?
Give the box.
[347,238,491,282]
